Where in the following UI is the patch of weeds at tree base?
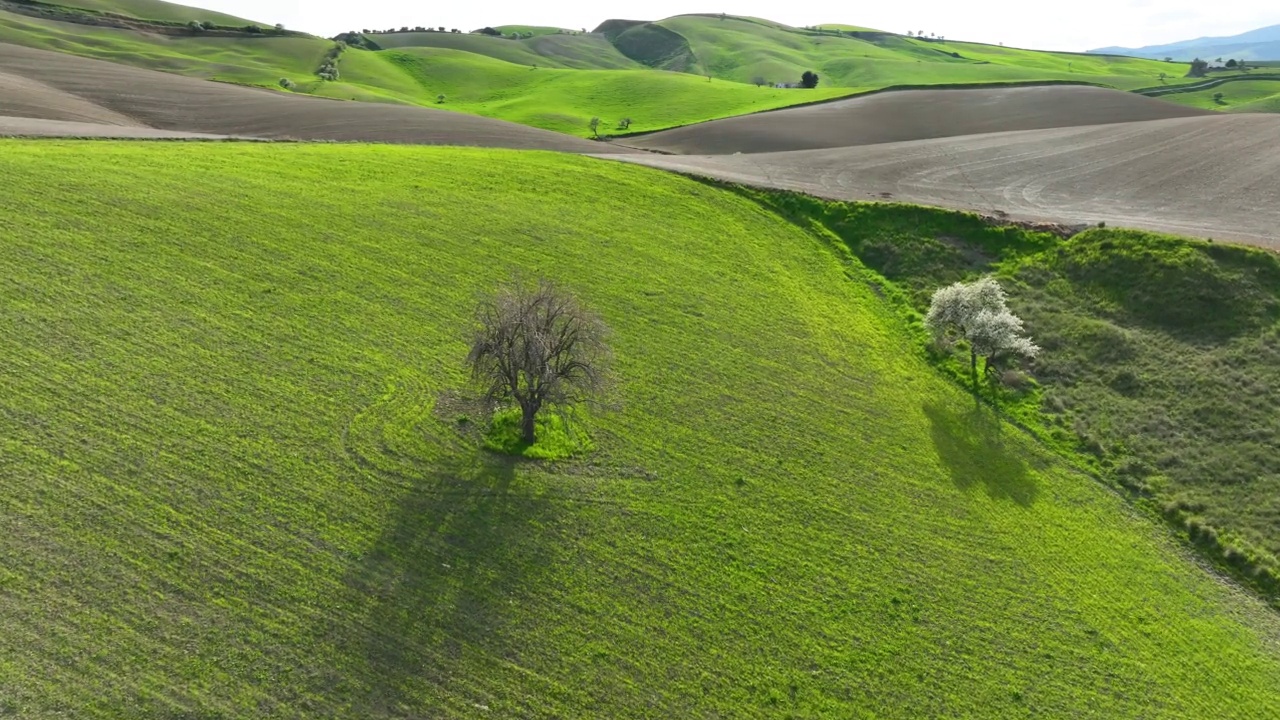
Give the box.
[734,183,1280,606]
[482,406,595,460]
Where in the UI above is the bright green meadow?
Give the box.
[1,140,1279,717]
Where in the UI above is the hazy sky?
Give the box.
[191,1,1277,52]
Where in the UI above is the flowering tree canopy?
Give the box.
[924,277,1039,394]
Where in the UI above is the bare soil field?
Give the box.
[0,115,236,139]
[0,43,630,152]
[0,68,140,126]
[608,114,1280,246]
[624,85,1215,155]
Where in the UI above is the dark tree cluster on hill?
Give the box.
[364,26,460,34]
[477,26,501,36]
[801,70,820,89]
[1187,58,1209,77]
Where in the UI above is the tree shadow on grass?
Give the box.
[339,451,562,714]
[923,402,1039,507]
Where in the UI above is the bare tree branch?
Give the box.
[467,278,612,444]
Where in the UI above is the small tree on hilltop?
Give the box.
[925,277,1039,398]
[467,278,612,445]
[801,70,820,89]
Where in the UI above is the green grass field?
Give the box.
[1156,79,1280,111]
[2,140,1280,717]
[761,196,1280,599]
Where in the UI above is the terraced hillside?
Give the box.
[2,140,1280,717]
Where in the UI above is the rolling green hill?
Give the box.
[1,140,1279,717]
[650,15,1192,90]
[367,29,640,70]
[0,1,1243,137]
[0,8,329,88]
[316,47,852,135]
[45,0,262,26]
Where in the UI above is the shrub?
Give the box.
[278,78,296,90]
[801,70,820,89]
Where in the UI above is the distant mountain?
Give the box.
[1090,24,1280,61]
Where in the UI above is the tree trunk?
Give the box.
[520,402,538,445]
[970,349,980,398]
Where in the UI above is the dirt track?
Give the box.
[625,85,1215,155]
[0,43,629,152]
[607,114,1280,246]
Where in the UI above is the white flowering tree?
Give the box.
[924,277,1040,396]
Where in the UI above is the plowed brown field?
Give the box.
[0,43,629,152]
[609,114,1280,246]
[624,85,1215,155]
[0,115,236,139]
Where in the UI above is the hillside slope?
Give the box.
[1,141,1279,717]
[615,114,1280,246]
[332,47,853,136]
[0,7,329,88]
[368,29,640,70]
[49,0,263,25]
[0,42,629,150]
[613,15,1194,90]
[625,85,1211,154]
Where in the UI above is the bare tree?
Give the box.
[467,279,612,445]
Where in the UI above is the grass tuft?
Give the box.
[482,406,594,459]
